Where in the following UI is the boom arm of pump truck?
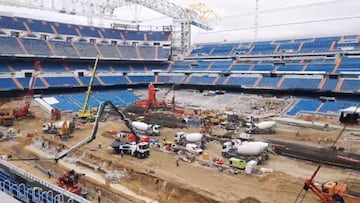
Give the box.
[54,100,138,162]
[79,55,100,116]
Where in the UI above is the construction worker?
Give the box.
[97,190,101,203]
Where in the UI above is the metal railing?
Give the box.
[0,159,92,203]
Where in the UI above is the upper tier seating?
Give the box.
[226,76,258,86]
[188,75,216,85]
[281,77,321,89]
[189,35,360,57]
[337,57,360,73]
[0,36,170,60]
[0,15,170,42]
[20,38,51,56]
[0,37,24,55]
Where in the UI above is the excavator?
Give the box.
[77,55,100,122]
[8,101,148,195]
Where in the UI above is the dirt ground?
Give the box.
[0,102,359,203]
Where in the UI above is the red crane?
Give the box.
[13,61,40,119]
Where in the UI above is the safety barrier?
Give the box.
[0,159,92,203]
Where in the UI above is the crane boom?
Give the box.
[55,101,136,162]
[77,55,100,120]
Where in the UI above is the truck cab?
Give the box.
[185,143,203,155]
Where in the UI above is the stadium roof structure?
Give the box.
[0,0,215,56]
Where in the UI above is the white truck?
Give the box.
[174,132,206,149]
[245,121,277,134]
[222,140,269,163]
[110,141,150,159]
[42,120,74,134]
[132,121,160,136]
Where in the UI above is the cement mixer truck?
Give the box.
[245,121,277,134]
[42,120,75,135]
[132,121,160,136]
[174,132,206,149]
[222,140,269,163]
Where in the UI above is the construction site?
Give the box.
[0,0,359,203]
[0,81,359,203]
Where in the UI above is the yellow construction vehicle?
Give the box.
[77,55,100,122]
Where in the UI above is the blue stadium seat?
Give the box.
[0,16,26,30]
[251,42,276,54]
[53,22,78,36]
[96,44,119,58]
[146,63,169,71]
[281,78,321,89]
[257,77,280,88]
[157,75,184,83]
[9,61,34,71]
[306,64,334,72]
[171,62,190,71]
[70,94,99,108]
[119,46,139,59]
[128,75,155,83]
[123,31,144,41]
[322,79,338,91]
[52,95,81,111]
[75,42,98,57]
[319,101,352,113]
[277,42,300,53]
[226,76,258,86]
[191,61,211,71]
[209,61,232,72]
[138,46,155,60]
[147,32,170,41]
[231,64,252,71]
[16,77,45,89]
[79,76,101,86]
[93,92,125,106]
[21,38,51,56]
[158,48,171,60]
[111,64,131,72]
[216,76,227,85]
[0,78,18,90]
[45,77,80,87]
[252,64,274,71]
[337,57,360,73]
[101,76,128,85]
[78,26,101,38]
[27,19,53,33]
[40,62,66,72]
[113,91,139,104]
[287,99,321,116]
[188,75,216,85]
[341,79,360,92]
[0,36,24,55]
[277,64,304,72]
[49,40,78,57]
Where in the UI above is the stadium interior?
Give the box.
[0,1,359,203]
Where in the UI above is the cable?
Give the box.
[201,15,360,34]
[219,0,342,19]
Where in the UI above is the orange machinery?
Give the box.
[301,165,360,203]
